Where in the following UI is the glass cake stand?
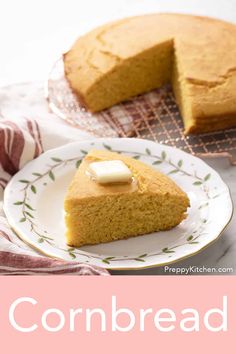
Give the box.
[46,57,236,165]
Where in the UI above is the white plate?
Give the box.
[3,138,233,270]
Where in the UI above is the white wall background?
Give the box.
[1,0,236,86]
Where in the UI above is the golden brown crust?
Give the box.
[63,13,236,134]
[64,149,190,246]
[186,113,236,134]
[63,52,92,111]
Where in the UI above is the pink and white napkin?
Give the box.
[0,82,112,275]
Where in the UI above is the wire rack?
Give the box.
[46,58,236,165]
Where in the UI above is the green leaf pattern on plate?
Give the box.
[13,146,219,263]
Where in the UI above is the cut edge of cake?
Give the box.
[64,149,190,247]
[63,13,236,135]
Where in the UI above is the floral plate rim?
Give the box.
[3,138,234,270]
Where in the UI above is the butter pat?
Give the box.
[88,160,132,184]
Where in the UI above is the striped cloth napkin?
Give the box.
[0,83,110,275]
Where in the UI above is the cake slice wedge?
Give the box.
[64,149,190,247]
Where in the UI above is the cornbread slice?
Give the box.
[64,150,190,247]
[64,13,236,134]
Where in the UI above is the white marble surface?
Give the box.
[0,0,236,274]
[113,157,236,275]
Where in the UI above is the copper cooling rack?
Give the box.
[46,58,236,165]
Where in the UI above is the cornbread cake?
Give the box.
[64,13,236,134]
[64,150,190,247]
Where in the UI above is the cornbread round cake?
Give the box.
[64,150,190,247]
[64,13,236,134]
